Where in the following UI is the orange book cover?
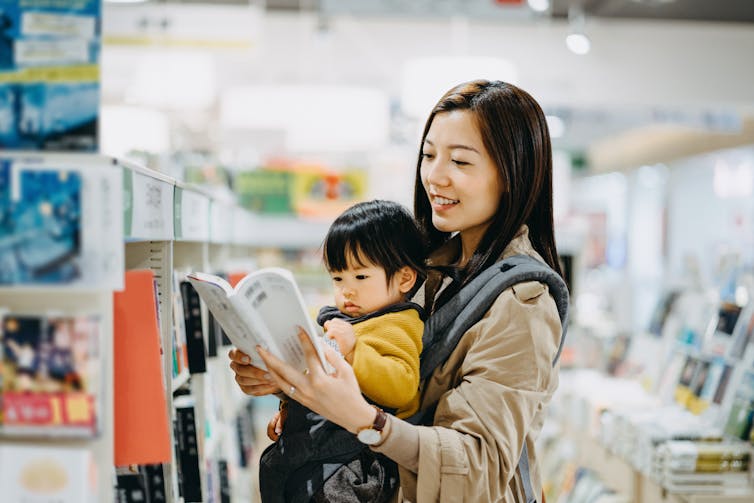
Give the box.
[228,271,247,288]
[113,269,171,466]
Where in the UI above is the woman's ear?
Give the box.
[397,266,418,294]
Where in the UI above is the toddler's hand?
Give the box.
[266,403,288,441]
[323,319,356,362]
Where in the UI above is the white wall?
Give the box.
[667,146,754,285]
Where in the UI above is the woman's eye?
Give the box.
[421,153,434,160]
[452,159,469,166]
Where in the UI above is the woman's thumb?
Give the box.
[323,345,348,375]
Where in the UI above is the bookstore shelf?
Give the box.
[0,289,115,501]
[2,152,308,501]
[570,431,754,503]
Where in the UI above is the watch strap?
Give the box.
[357,405,386,434]
[372,406,387,432]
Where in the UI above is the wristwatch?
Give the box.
[356,406,387,445]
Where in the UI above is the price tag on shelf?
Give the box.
[128,171,174,240]
[231,207,252,245]
[209,200,233,244]
[174,187,210,242]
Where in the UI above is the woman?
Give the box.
[230,80,565,502]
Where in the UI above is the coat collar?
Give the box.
[426,225,541,268]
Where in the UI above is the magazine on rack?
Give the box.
[187,268,329,373]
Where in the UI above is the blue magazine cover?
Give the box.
[0,0,100,151]
[0,162,82,284]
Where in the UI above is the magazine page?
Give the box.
[233,268,328,373]
[1,312,101,437]
[4,158,124,289]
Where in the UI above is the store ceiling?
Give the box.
[151,0,754,23]
[281,0,754,23]
[550,0,754,24]
[102,2,754,168]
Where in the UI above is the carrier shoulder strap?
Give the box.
[412,254,569,503]
[419,254,569,381]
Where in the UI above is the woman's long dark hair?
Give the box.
[413,80,563,288]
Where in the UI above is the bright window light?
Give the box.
[566,33,591,55]
[546,115,565,138]
[713,159,753,199]
[527,0,550,13]
[220,86,390,152]
[100,105,170,157]
[125,51,216,111]
[400,57,518,118]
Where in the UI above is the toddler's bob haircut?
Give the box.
[323,199,426,284]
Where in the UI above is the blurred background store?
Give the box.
[1,0,753,502]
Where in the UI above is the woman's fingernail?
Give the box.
[264,373,272,380]
[241,355,250,364]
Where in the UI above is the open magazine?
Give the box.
[187,268,329,373]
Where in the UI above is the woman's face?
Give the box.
[420,110,502,252]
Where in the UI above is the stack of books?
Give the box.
[654,441,751,494]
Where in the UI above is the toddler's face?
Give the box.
[329,253,405,317]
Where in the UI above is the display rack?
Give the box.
[0,152,317,502]
[571,430,754,503]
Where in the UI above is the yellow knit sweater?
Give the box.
[350,308,423,418]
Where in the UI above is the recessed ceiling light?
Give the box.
[566,33,591,55]
[527,0,550,13]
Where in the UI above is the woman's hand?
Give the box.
[256,328,377,434]
[228,348,281,396]
[323,318,356,362]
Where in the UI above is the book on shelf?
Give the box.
[675,355,702,407]
[143,463,168,503]
[0,444,97,502]
[693,359,735,418]
[115,467,149,503]
[180,280,207,374]
[187,267,328,373]
[0,312,102,437]
[705,301,744,356]
[723,370,754,441]
[172,273,190,379]
[174,396,202,502]
[728,306,754,361]
[113,269,172,466]
[218,459,231,503]
[656,440,751,473]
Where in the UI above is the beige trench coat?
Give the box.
[374,226,563,502]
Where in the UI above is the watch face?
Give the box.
[357,428,381,445]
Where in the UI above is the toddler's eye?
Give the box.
[355,275,368,280]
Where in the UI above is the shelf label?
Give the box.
[209,201,233,244]
[174,187,210,241]
[129,171,174,240]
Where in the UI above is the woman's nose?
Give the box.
[425,158,450,187]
